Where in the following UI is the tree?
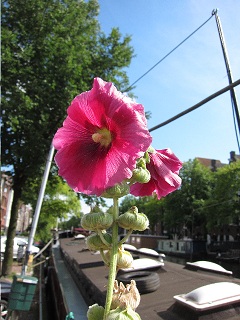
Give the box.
[59,215,81,232]
[1,0,134,275]
[23,174,82,242]
[119,195,147,215]
[164,159,213,238]
[144,196,165,234]
[205,161,240,230]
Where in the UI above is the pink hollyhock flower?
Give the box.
[130,148,182,199]
[53,77,152,196]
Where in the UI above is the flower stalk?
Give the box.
[119,229,133,246]
[103,197,120,319]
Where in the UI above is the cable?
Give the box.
[124,14,214,92]
[193,199,233,212]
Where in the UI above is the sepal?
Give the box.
[106,307,141,320]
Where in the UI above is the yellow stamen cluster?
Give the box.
[92,128,112,147]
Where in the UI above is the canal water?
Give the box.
[165,255,240,279]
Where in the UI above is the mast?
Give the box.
[212,9,240,140]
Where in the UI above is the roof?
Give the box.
[196,157,225,170]
[59,238,240,320]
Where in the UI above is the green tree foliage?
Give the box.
[1,0,134,275]
[59,216,81,232]
[119,195,147,215]
[119,160,214,237]
[164,159,213,237]
[144,196,165,233]
[205,161,240,230]
[21,173,81,241]
[119,159,239,240]
[119,195,164,233]
[81,194,107,211]
[40,176,81,241]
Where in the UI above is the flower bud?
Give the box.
[117,207,149,231]
[87,303,104,320]
[106,307,141,320]
[131,168,150,184]
[147,145,155,154]
[102,181,130,199]
[103,247,133,269]
[111,280,141,311]
[81,212,113,231]
[86,232,112,251]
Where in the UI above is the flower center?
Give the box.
[92,128,112,147]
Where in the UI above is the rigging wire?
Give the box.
[193,199,234,212]
[124,13,214,92]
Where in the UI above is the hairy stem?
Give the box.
[103,197,119,319]
[119,229,133,246]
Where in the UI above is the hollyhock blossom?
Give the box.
[130,148,182,199]
[53,77,152,196]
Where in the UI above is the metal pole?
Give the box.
[212,9,240,135]
[149,79,240,132]
[22,143,55,275]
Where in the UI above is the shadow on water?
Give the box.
[165,255,240,279]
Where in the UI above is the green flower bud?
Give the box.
[147,145,155,154]
[102,181,130,199]
[106,307,141,320]
[103,247,133,269]
[87,304,104,320]
[136,157,146,169]
[131,168,150,184]
[117,207,149,231]
[86,232,112,251]
[81,212,113,231]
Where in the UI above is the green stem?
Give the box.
[97,230,111,248]
[119,229,133,246]
[100,249,109,266]
[103,197,119,319]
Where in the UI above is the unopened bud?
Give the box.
[103,247,133,269]
[117,207,149,231]
[87,304,104,320]
[86,232,112,251]
[102,181,129,199]
[131,168,150,184]
[81,212,113,231]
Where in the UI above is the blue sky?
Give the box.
[97,0,240,164]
